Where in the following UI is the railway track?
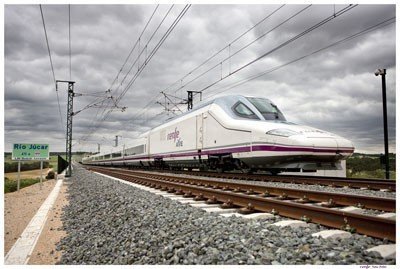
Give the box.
[87,166,396,241]
[94,167,395,212]
[160,169,396,192]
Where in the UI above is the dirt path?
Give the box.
[4,180,56,254]
[28,181,69,264]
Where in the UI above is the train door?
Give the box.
[196,114,203,150]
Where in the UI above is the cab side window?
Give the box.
[232,102,259,119]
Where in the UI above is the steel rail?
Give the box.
[88,167,396,241]
[168,170,396,191]
[121,169,395,212]
[84,165,396,191]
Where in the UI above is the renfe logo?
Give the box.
[167,127,180,142]
[167,127,183,147]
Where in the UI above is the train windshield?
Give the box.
[247,97,286,121]
[232,102,259,119]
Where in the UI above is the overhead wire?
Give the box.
[107,4,160,93]
[80,4,362,145]
[39,4,65,133]
[197,4,358,94]
[140,4,354,112]
[168,5,312,96]
[76,5,162,145]
[76,5,191,145]
[162,4,286,94]
[80,5,173,141]
[116,5,191,103]
[133,4,289,120]
[225,5,357,79]
[69,4,71,80]
[143,14,391,124]
[95,4,191,130]
[111,4,174,100]
[203,16,396,101]
[91,5,169,128]
[134,4,312,121]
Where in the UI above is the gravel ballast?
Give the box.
[57,166,395,265]
[145,170,396,199]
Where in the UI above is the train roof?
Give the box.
[163,94,275,123]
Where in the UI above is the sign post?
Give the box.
[12,143,50,191]
[40,161,43,190]
[17,161,21,192]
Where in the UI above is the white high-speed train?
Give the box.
[82,95,354,173]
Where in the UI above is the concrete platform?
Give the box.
[376,212,396,220]
[5,179,64,265]
[339,206,364,214]
[271,220,308,228]
[366,244,396,259]
[311,229,352,240]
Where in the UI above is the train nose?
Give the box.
[291,130,354,155]
[304,134,354,155]
[332,137,355,155]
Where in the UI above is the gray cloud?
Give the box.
[4,4,396,154]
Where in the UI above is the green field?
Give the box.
[347,169,396,179]
[4,153,68,193]
[4,153,67,173]
[346,153,396,179]
[4,178,41,193]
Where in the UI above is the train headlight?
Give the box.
[266,129,299,137]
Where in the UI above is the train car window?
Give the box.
[232,102,259,119]
[112,152,122,158]
[247,97,286,121]
[125,144,145,156]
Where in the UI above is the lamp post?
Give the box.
[374,69,390,179]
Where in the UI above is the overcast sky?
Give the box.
[4,4,396,154]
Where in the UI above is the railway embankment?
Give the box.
[55,166,395,265]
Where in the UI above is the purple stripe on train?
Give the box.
[94,144,354,163]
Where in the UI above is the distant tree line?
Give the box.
[346,155,396,174]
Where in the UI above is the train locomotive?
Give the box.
[82,95,354,174]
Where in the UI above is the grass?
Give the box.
[4,155,60,173]
[5,168,52,180]
[4,178,42,193]
[49,155,59,172]
[347,169,396,180]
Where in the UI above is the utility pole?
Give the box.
[97,143,100,154]
[57,80,75,177]
[54,82,124,177]
[374,69,390,179]
[187,91,202,111]
[114,135,122,147]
